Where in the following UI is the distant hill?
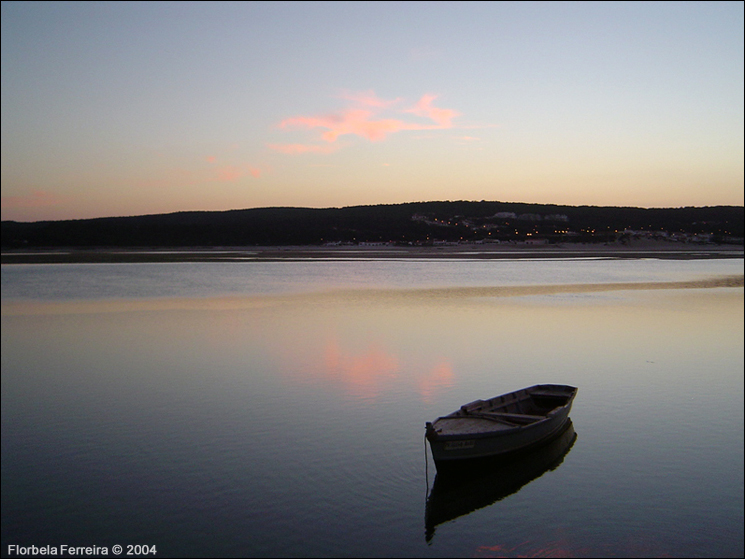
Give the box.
[2,201,743,248]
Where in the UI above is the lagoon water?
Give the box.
[2,257,743,557]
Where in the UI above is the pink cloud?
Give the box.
[322,110,415,142]
[206,155,217,163]
[274,91,465,152]
[280,109,422,143]
[405,94,460,127]
[267,143,341,154]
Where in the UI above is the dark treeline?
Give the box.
[2,201,743,248]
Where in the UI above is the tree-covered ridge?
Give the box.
[2,201,743,248]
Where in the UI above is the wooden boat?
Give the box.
[425,419,577,542]
[425,384,577,467]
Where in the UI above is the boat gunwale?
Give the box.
[427,384,577,442]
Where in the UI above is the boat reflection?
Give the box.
[425,419,577,543]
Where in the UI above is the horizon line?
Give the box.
[3,199,743,224]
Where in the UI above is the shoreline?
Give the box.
[1,241,743,264]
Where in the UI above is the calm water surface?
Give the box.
[2,258,743,557]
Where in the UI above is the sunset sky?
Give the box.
[2,1,743,222]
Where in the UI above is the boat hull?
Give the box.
[426,384,577,466]
[425,420,577,542]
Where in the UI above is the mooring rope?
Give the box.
[424,430,430,496]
